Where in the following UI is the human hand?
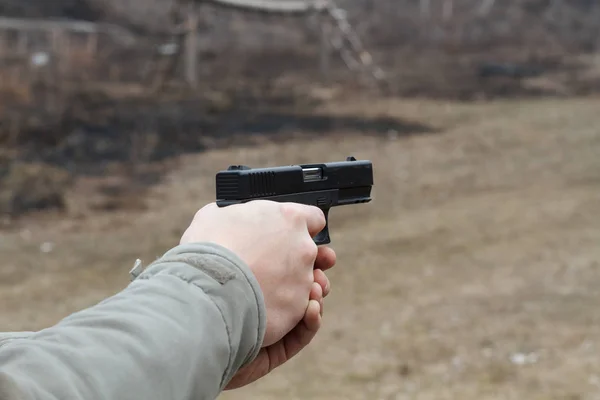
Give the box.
[224,256,336,390]
[180,200,327,346]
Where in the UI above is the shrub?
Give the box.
[0,162,73,217]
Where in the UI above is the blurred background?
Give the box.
[1,0,600,399]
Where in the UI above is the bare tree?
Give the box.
[442,0,454,22]
[420,0,431,19]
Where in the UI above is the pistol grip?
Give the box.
[313,208,331,245]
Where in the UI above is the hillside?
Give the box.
[1,0,600,221]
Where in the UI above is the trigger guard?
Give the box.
[313,228,331,245]
[313,208,331,245]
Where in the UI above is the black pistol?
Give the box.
[215,156,373,245]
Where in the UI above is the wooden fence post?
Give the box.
[319,14,332,83]
[0,32,7,57]
[86,32,99,59]
[184,6,200,89]
[478,0,496,17]
[420,0,431,19]
[51,27,67,76]
[442,0,454,22]
[16,31,27,54]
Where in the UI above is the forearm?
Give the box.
[0,243,266,400]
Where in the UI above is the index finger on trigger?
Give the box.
[303,205,326,237]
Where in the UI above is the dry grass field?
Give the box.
[1,95,600,400]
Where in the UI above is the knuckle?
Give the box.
[314,282,323,298]
[301,239,319,264]
[313,268,322,279]
[313,206,326,221]
[315,268,326,282]
[307,205,325,222]
[280,203,305,224]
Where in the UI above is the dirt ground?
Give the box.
[1,95,600,400]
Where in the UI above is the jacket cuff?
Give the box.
[139,242,266,386]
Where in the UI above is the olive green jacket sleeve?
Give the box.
[0,242,267,400]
